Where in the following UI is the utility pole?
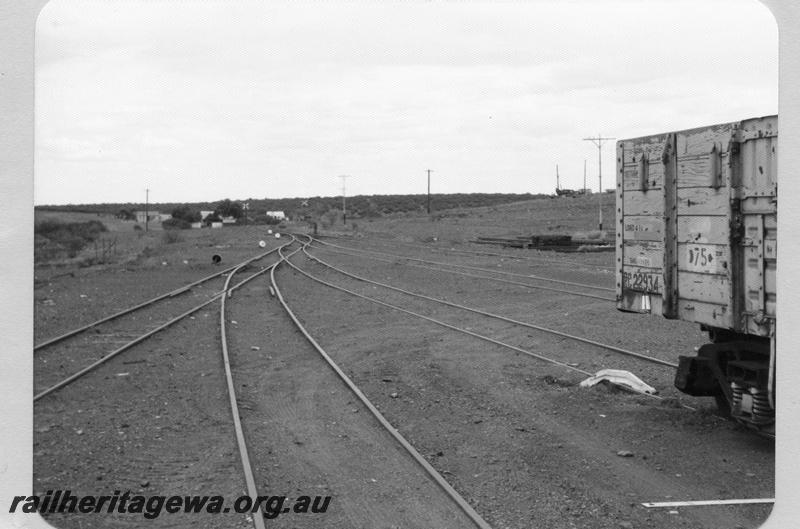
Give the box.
[556,164,560,191]
[583,159,587,193]
[338,175,351,224]
[144,188,149,232]
[427,169,433,214]
[583,135,615,231]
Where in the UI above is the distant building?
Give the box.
[134,211,161,223]
[266,210,286,220]
[200,210,215,221]
[190,222,202,229]
[210,221,223,229]
[221,216,237,224]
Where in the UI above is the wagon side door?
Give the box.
[616,134,669,314]
[731,116,777,338]
[672,123,736,329]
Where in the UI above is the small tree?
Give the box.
[204,213,222,226]
[116,209,136,220]
[171,206,202,223]
[163,218,192,230]
[214,199,243,219]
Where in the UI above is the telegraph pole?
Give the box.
[144,188,149,232]
[338,175,351,224]
[583,135,615,231]
[556,164,560,191]
[427,169,433,214]
[583,159,587,193]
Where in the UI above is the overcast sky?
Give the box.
[34,0,778,205]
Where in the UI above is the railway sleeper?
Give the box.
[674,336,774,433]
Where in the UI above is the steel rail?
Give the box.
[218,237,297,529]
[280,243,668,405]
[33,296,221,401]
[270,246,494,529]
[302,242,677,369]
[33,249,288,402]
[34,246,283,351]
[310,237,614,293]
[321,234,615,271]
[307,241,614,302]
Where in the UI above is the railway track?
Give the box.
[33,231,773,529]
[35,236,494,528]
[308,240,615,302]
[263,246,492,528]
[156,235,493,528]
[33,244,289,401]
[320,234,615,272]
[301,237,676,370]
[310,237,614,293]
[33,250,277,351]
[278,239,676,406]
[271,240,771,528]
[295,238,774,436]
[300,237,771,439]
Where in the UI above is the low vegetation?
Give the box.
[34,219,108,260]
[36,193,547,222]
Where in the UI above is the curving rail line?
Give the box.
[33,246,287,402]
[321,234,615,272]
[217,237,493,529]
[270,245,494,529]
[310,236,614,293]
[301,239,676,369]
[218,237,298,529]
[34,247,281,351]
[309,239,615,302]
[278,238,672,405]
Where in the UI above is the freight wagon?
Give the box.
[615,115,777,434]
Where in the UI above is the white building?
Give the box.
[266,210,286,220]
[134,211,161,223]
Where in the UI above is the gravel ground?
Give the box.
[32,227,774,529]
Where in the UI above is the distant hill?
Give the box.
[35,193,550,219]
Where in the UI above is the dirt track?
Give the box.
[33,227,774,529]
